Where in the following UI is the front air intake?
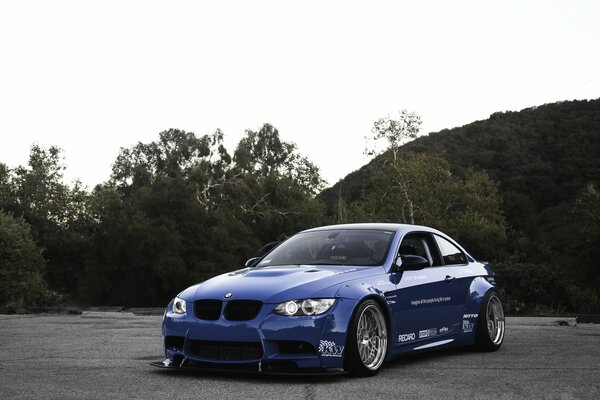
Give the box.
[223,300,262,321]
[194,300,223,320]
[189,340,264,361]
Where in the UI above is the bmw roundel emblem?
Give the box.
[224,292,233,299]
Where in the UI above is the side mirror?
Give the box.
[245,257,261,268]
[395,255,429,271]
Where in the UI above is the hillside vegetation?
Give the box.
[1,99,599,313]
[321,99,600,313]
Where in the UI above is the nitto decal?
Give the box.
[418,328,438,339]
[463,313,478,319]
[411,297,451,306]
[398,333,416,342]
[439,326,449,334]
[318,340,344,358]
[462,320,475,333]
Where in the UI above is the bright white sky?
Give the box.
[1,0,599,188]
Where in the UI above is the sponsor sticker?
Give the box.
[462,320,475,333]
[332,268,357,276]
[410,296,451,306]
[404,274,427,282]
[318,340,344,358]
[398,333,416,342]
[457,267,474,274]
[419,328,438,339]
[439,326,449,334]
[463,313,478,319]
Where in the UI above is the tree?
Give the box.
[234,123,325,196]
[363,110,423,223]
[360,111,507,259]
[111,128,238,212]
[572,184,600,287]
[6,145,94,296]
[0,163,15,209]
[365,109,422,162]
[352,152,508,260]
[80,124,326,306]
[0,211,52,309]
[231,124,326,242]
[12,145,71,225]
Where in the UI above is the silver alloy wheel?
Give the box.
[356,304,387,370]
[486,294,505,345]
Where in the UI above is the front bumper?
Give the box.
[158,298,358,373]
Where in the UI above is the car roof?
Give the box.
[300,223,445,236]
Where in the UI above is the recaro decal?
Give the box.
[398,333,416,342]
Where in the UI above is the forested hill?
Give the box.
[2,99,599,312]
[321,99,600,237]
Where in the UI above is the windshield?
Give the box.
[257,229,395,267]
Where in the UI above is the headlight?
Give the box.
[273,299,335,316]
[172,297,187,315]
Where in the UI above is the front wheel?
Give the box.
[344,300,388,377]
[474,291,505,352]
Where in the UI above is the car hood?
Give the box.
[180,264,384,304]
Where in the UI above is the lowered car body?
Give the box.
[155,223,505,376]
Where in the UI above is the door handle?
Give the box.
[445,275,455,284]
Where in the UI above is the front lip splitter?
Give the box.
[150,358,345,376]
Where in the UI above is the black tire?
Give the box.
[344,299,388,377]
[474,291,505,352]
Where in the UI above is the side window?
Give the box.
[434,235,467,265]
[398,234,442,267]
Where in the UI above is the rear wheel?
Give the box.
[475,291,505,352]
[344,300,388,376]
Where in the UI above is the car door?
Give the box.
[432,234,474,331]
[389,233,461,348]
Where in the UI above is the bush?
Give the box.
[494,261,600,315]
[0,211,56,310]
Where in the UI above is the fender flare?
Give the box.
[459,276,498,345]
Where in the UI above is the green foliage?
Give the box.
[234,124,326,196]
[77,124,325,306]
[574,184,600,238]
[406,100,600,242]
[0,211,56,309]
[494,261,600,315]
[570,184,600,287]
[321,99,600,313]
[2,99,599,313]
[342,151,508,260]
[365,109,422,162]
[0,146,94,297]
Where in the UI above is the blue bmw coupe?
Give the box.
[155,223,505,376]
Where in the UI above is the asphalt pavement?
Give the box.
[0,314,598,399]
